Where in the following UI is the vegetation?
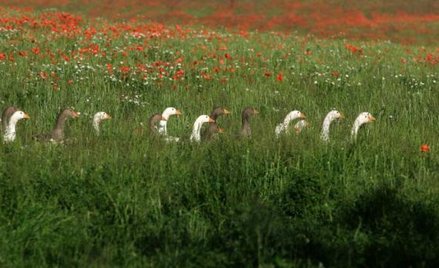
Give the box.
[0,4,438,267]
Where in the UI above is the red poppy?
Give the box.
[106,63,113,74]
[276,72,283,82]
[32,47,40,55]
[120,66,131,74]
[345,44,363,54]
[0,53,6,60]
[420,144,430,153]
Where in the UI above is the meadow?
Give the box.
[0,3,438,267]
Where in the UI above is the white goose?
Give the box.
[93,112,112,135]
[3,110,30,143]
[321,110,344,142]
[275,110,306,137]
[158,107,182,142]
[190,115,215,142]
[351,112,376,141]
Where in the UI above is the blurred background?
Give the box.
[1,0,438,44]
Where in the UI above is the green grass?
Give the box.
[0,8,438,266]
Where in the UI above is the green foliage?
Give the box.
[0,8,438,267]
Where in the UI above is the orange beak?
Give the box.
[175,109,182,116]
[339,113,345,119]
[223,108,231,115]
[73,111,80,118]
[368,115,376,122]
[299,112,306,119]
[218,127,225,133]
[23,113,30,119]
[106,114,112,119]
[253,109,259,114]
[208,117,215,123]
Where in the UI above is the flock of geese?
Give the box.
[1,105,376,144]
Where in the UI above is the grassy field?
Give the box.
[0,5,438,267]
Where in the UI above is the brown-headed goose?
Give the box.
[351,112,376,141]
[275,110,306,137]
[93,111,111,135]
[158,107,182,142]
[202,106,230,140]
[1,106,18,131]
[190,115,215,142]
[3,110,30,143]
[240,107,259,138]
[321,110,344,142]
[34,108,80,143]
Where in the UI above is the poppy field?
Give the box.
[0,1,438,266]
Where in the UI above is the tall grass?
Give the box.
[0,7,438,266]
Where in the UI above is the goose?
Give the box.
[275,110,306,137]
[1,106,18,131]
[294,119,310,134]
[93,112,111,135]
[351,112,376,141]
[202,106,230,140]
[321,110,344,142]
[34,108,80,143]
[158,107,182,142]
[240,107,259,138]
[148,113,166,135]
[3,110,30,143]
[190,115,215,142]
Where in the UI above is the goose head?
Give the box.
[324,110,344,123]
[351,112,376,140]
[161,107,182,120]
[3,110,30,143]
[93,111,111,122]
[210,107,231,120]
[354,112,375,125]
[190,115,215,142]
[93,111,111,134]
[194,115,215,125]
[59,108,80,120]
[10,110,30,122]
[321,110,344,142]
[284,110,306,123]
[242,107,258,122]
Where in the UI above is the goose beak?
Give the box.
[208,117,215,123]
[23,113,30,119]
[175,109,182,116]
[73,111,80,118]
[106,114,112,119]
[223,108,231,115]
[368,114,376,122]
[339,113,345,119]
[299,112,306,119]
[218,127,225,133]
[253,109,259,114]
